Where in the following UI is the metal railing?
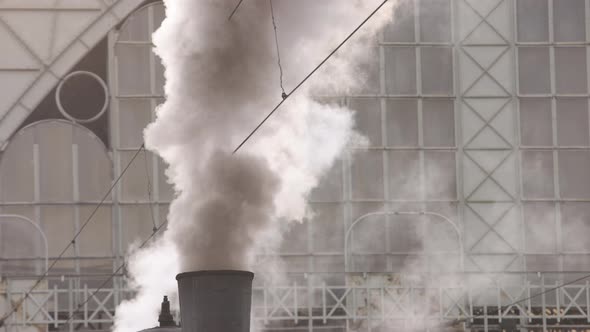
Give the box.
[2,272,590,331]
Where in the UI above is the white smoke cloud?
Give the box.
[113,240,179,332]
[113,1,395,332]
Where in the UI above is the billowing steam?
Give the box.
[113,1,394,331]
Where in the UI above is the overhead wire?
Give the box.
[60,215,169,326]
[0,143,146,326]
[231,0,590,325]
[453,273,590,325]
[54,268,590,327]
[2,0,587,328]
[143,148,158,233]
[228,0,245,21]
[232,0,391,154]
[499,273,590,311]
[269,0,286,97]
[57,148,168,327]
[60,270,590,328]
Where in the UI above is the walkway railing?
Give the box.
[1,272,590,331]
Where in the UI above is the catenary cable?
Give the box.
[500,273,590,311]
[1,139,588,326]
[2,0,585,328]
[441,273,590,327]
[61,160,168,326]
[64,268,590,328]
[60,218,169,326]
[269,0,286,97]
[228,0,245,20]
[143,148,158,232]
[232,0,390,154]
[0,143,146,326]
[488,273,590,318]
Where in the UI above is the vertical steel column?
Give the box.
[147,4,161,233]
[53,283,58,328]
[513,1,528,326]
[68,278,74,332]
[415,0,428,271]
[33,142,42,275]
[513,0,529,280]
[541,275,547,331]
[0,151,2,275]
[547,0,565,279]
[452,0,465,277]
[587,0,590,223]
[108,28,124,306]
[72,139,82,289]
[587,0,590,185]
[307,275,313,332]
[344,97,353,273]
[379,21,391,271]
[504,0,528,290]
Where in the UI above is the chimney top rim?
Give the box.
[176,270,254,280]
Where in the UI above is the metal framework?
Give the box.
[344,211,464,272]
[0,0,146,150]
[0,214,48,272]
[3,273,590,331]
[1,0,590,331]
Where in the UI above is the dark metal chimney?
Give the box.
[176,270,254,332]
[158,296,176,327]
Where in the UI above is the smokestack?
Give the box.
[114,2,396,331]
[158,296,176,327]
[176,270,254,332]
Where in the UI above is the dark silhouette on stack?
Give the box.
[158,296,175,327]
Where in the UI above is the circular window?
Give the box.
[55,71,109,124]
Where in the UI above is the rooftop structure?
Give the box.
[1,1,590,331]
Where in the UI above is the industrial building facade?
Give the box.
[1,0,590,331]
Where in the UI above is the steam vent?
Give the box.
[158,296,175,327]
[138,297,179,332]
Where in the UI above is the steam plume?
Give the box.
[113,1,394,331]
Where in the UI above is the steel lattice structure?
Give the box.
[3,273,590,331]
[1,0,590,331]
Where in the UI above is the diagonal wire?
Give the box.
[0,143,146,326]
[143,149,158,233]
[61,157,168,326]
[228,0,245,20]
[443,273,590,326]
[269,0,285,96]
[493,273,590,313]
[232,0,390,154]
[60,214,169,326]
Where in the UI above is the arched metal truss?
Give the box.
[344,211,464,272]
[0,214,48,271]
[0,0,146,150]
[2,0,590,331]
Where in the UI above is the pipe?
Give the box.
[176,270,254,332]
